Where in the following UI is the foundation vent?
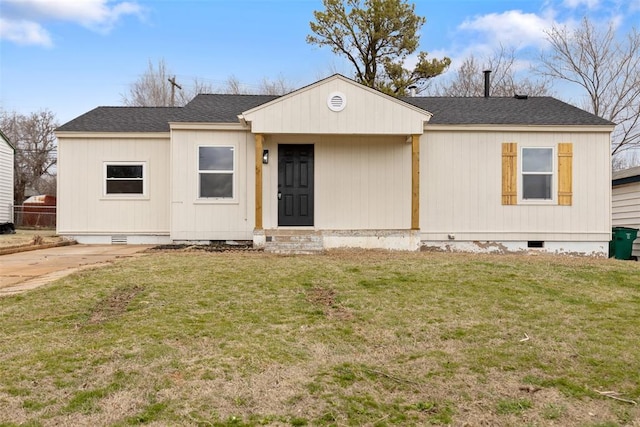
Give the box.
[111,235,128,245]
[327,91,346,112]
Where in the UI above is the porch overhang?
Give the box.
[247,75,430,244]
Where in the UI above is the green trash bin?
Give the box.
[610,227,639,260]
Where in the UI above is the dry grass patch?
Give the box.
[0,229,60,248]
[0,251,638,426]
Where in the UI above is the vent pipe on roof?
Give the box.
[483,70,491,98]
[408,85,417,97]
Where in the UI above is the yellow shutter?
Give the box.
[502,142,517,205]
[558,143,573,206]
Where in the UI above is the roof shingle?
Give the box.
[177,94,278,123]
[56,107,182,132]
[56,94,614,133]
[402,96,614,126]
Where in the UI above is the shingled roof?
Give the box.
[177,94,278,123]
[57,93,613,133]
[56,107,182,132]
[402,96,614,126]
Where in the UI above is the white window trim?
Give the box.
[196,145,237,203]
[102,161,148,199]
[519,147,556,205]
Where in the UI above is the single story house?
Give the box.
[55,74,614,255]
[612,166,640,258]
[0,129,15,230]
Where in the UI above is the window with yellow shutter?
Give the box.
[557,143,573,205]
[501,142,573,206]
[501,143,517,205]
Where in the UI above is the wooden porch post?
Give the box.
[255,134,264,230]
[411,134,420,230]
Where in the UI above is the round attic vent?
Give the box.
[327,91,347,112]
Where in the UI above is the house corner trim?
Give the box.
[254,133,264,230]
[411,134,420,230]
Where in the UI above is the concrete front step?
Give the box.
[264,231,324,254]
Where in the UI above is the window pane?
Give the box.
[199,147,233,171]
[107,180,143,194]
[107,165,143,179]
[523,148,552,173]
[200,174,233,198]
[523,174,552,199]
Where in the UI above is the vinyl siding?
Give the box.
[242,77,429,135]
[0,138,14,223]
[612,181,640,257]
[170,129,255,241]
[57,136,170,235]
[263,134,411,230]
[421,129,611,242]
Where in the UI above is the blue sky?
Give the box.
[1,0,639,125]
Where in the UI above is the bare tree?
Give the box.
[431,46,551,97]
[537,17,640,156]
[612,152,640,171]
[221,75,295,95]
[257,76,296,95]
[121,59,214,106]
[0,109,58,204]
[222,75,250,95]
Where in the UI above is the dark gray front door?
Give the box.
[278,144,314,226]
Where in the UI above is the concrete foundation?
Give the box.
[262,229,420,254]
[421,240,608,257]
[64,234,171,245]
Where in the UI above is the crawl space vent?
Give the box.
[327,92,347,112]
[111,235,128,245]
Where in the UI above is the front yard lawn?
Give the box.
[0,250,638,426]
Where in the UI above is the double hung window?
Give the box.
[199,146,234,199]
[521,148,553,200]
[105,163,145,195]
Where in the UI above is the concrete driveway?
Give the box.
[0,245,151,296]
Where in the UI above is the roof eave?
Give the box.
[169,121,250,131]
[613,175,640,186]
[0,129,15,151]
[55,131,170,139]
[424,123,616,132]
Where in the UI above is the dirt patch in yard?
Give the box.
[149,241,258,252]
[306,285,353,320]
[88,285,146,324]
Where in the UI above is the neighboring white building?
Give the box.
[612,166,640,258]
[55,74,615,255]
[0,129,15,225]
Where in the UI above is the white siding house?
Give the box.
[0,130,15,225]
[612,166,640,258]
[56,74,615,255]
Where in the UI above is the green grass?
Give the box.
[0,250,639,426]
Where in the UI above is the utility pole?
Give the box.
[168,76,182,107]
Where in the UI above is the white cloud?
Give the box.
[1,0,143,46]
[458,10,555,50]
[563,0,600,8]
[430,0,639,81]
[0,18,52,47]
